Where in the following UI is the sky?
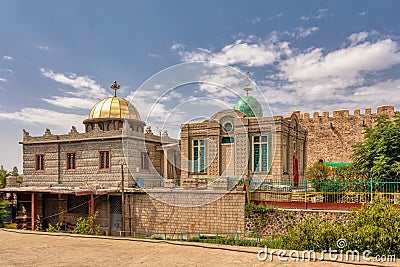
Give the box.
[0,0,399,171]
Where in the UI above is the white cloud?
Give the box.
[283,27,319,39]
[42,96,99,109]
[263,37,400,114]
[126,89,187,135]
[172,32,400,119]
[297,26,319,38]
[175,37,292,67]
[0,77,7,82]
[154,84,163,89]
[301,8,330,20]
[3,56,13,60]
[279,38,400,86]
[211,41,279,66]
[353,80,400,104]
[251,17,261,24]
[357,11,366,16]
[40,68,109,109]
[176,48,211,62]
[268,12,283,20]
[36,45,49,50]
[196,65,246,101]
[171,42,184,51]
[40,68,107,97]
[148,53,162,58]
[348,31,369,46]
[0,108,85,132]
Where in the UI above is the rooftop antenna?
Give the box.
[244,71,252,96]
[111,81,120,97]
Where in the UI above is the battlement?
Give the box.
[295,105,396,121]
[296,105,398,168]
[21,125,177,144]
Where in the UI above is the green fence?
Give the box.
[251,180,400,204]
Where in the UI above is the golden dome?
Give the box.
[89,97,141,120]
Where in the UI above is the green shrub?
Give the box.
[4,223,18,229]
[46,222,63,233]
[72,211,101,235]
[244,203,276,216]
[35,215,43,231]
[346,196,400,256]
[0,200,8,227]
[282,218,346,251]
[282,196,400,256]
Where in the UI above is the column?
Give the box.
[31,193,36,230]
[90,193,95,216]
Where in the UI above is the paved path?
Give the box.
[0,230,397,266]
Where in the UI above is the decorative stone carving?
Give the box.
[93,124,102,132]
[69,126,78,135]
[145,126,153,135]
[44,128,52,136]
[23,129,31,141]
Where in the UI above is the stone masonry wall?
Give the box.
[131,191,245,234]
[246,208,349,236]
[295,105,397,167]
[23,139,134,187]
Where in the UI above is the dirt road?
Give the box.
[0,229,396,266]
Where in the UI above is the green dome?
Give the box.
[233,95,263,117]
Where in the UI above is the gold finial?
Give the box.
[110,81,120,97]
[244,71,252,96]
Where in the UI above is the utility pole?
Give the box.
[121,164,125,236]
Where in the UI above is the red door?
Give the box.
[293,156,299,186]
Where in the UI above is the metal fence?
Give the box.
[251,180,400,205]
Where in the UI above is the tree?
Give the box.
[10,166,23,184]
[351,113,400,182]
[0,169,10,189]
[305,161,331,191]
[11,166,18,176]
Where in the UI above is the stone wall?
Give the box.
[180,110,307,183]
[295,105,397,167]
[21,127,179,187]
[22,139,135,187]
[130,191,245,234]
[245,208,349,236]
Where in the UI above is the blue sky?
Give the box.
[0,1,399,170]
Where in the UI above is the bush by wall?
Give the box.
[282,196,400,256]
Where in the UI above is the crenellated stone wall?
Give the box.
[294,105,397,167]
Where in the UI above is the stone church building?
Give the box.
[1,81,307,235]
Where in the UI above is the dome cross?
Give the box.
[110,81,120,97]
[244,72,252,96]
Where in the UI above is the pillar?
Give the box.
[90,193,95,216]
[31,193,36,230]
[163,148,169,179]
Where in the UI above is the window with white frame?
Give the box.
[35,154,45,171]
[141,152,149,170]
[252,136,268,172]
[192,139,205,173]
[283,137,288,174]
